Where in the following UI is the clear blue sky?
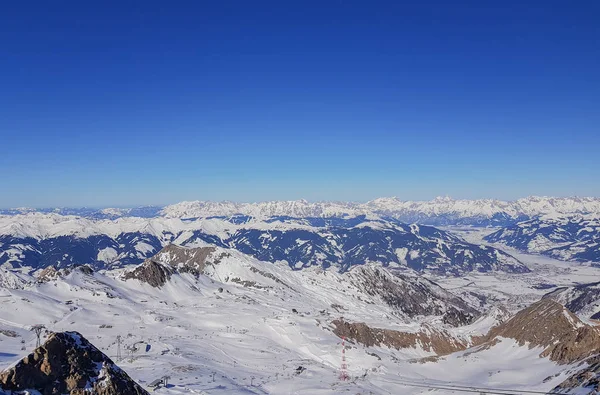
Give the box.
[1,1,599,207]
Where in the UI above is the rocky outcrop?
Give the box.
[122,260,173,287]
[150,244,227,275]
[37,264,94,283]
[0,331,148,395]
[485,299,600,364]
[349,266,480,326]
[122,245,228,287]
[332,319,469,356]
[332,299,600,364]
[37,266,60,282]
[551,354,600,393]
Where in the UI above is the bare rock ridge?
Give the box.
[332,320,469,356]
[122,245,224,287]
[123,259,174,287]
[333,299,600,365]
[0,331,148,395]
[486,299,600,364]
[350,266,480,326]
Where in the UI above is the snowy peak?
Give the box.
[159,199,360,219]
[3,196,600,226]
[159,196,600,226]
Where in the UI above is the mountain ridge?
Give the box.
[3,196,600,225]
[0,215,528,275]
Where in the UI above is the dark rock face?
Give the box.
[150,245,221,276]
[0,331,148,395]
[348,266,479,326]
[122,245,227,287]
[122,260,174,287]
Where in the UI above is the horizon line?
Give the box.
[2,194,600,211]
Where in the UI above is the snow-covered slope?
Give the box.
[544,281,600,320]
[485,215,600,263]
[0,214,527,275]
[0,245,593,394]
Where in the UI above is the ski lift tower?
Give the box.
[31,325,46,348]
[339,336,349,381]
[116,335,122,361]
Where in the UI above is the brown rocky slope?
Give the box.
[332,319,469,355]
[486,298,600,364]
[333,299,600,364]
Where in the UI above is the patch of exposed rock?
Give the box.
[0,331,148,395]
[332,319,469,356]
[37,265,95,284]
[551,354,600,393]
[122,245,231,287]
[348,266,480,326]
[333,299,600,365]
[485,299,600,364]
[37,266,61,282]
[123,260,174,287]
[152,244,222,275]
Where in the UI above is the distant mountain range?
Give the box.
[1,196,598,272]
[485,215,600,264]
[0,214,528,275]
[3,196,600,226]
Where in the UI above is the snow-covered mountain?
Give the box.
[544,281,600,319]
[0,213,527,275]
[1,243,598,394]
[0,206,162,219]
[226,220,527,274]
[484,215,600,263]
[124,245,482,326]
[3,196,600,226]
[161,196,600,225]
